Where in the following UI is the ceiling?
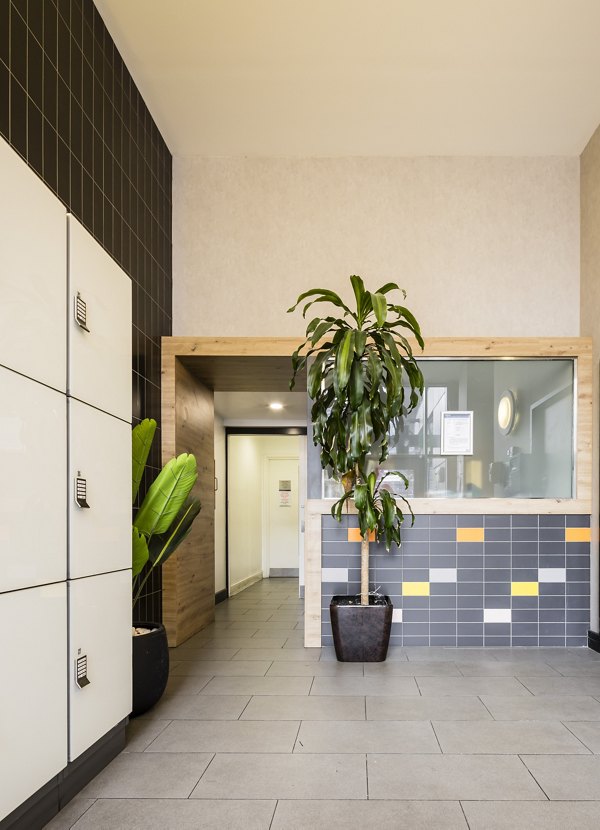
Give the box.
[96,0,600,157]
[214,391,307,424]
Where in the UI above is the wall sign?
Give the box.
[441,411,474,455]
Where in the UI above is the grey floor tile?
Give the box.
[367,754,545,800]
[462,800,600,829]
[518,676,600,696]
[228,620,296,631]
[522,754,600,799]
[202,636,289,649]
[563,721,600,752]
[142,694,250,721]
[404,648,498,662]
[190,753,367,799]
[310,676,419,696]
[364,660,461,676]
[43,797,96,829]
[70,799,276,829]
[232,648,320,661]
[146,720,299,753]
[367,695,492,721]
[172,647,240,661]
[433,720,591,754]
[266,661,363,677]
[201,676,312,695]
[164,675,212,696]
[481,695,600,721]
[417,676,531,696]
[457,661,560,677]
[549,660,600,676]
[241,694,366,721]
[170,660,273,677]
[123,718,171,752]
[296,720,440,754]
[80,752,213,798]
[271,800,468,829]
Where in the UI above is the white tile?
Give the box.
[321,568,348,583]
[392,608,403,622]
[538,568,566,583]
[484,608,512,623]
[430,568,457,583]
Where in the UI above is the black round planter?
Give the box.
[330,595,393,662]
[131,622,169,717]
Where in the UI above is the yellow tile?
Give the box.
[403,582,430,597]
[511,582,539,597]
[456,527,484,543]
[566,527,591,543]
[348,528,375,543]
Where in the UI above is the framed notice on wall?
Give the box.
[441,411,473,455]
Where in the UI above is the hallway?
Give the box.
[47,578,600,829]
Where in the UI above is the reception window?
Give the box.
[323,358,575,500]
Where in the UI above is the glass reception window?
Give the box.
[322,359,575,500]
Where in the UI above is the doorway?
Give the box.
[225,429,307,598]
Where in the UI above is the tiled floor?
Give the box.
[46,578,600,829]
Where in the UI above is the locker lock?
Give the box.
[75,473,90,508]
[74,292,90,332]
[75,651,90,689]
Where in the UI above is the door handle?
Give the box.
[75,474,90,508]
[74,292,90,332]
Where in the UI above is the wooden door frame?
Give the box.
[160,337,305,645]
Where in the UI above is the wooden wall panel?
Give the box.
[162,359,215,646]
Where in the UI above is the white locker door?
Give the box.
[69,571,132,761]
[0,367,66,593]
[0,584,67,821]
[0,137,67,392]
[69,398,131,579]
[68,215,131,423]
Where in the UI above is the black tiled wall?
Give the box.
[0,0,172,621]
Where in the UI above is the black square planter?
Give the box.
[330,595,393,662]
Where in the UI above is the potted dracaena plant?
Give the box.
[130,418,201,715]
[289,275,424,661]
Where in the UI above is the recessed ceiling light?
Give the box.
[269,402,284,411]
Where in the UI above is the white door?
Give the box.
[265,458,300,577]
[68,571,132,761]
[68,215,132,423]
[0,367,66,593]
[69,398,131,580]
[0,137,67,393]
[0,583,67,821]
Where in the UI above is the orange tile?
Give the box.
[456,527,484,543]
[566,526,591,543]
[348,528,375,543]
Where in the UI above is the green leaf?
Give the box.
[371,292,387,327]
[132,418,157,502]
[135,453,198,537]
[349,275,366,320]
[354,330,367,357]
[132,527,149,578]
[375,282,405,297]
[349,359,364,410]
[148,499,201,567]
[335,330,355,392]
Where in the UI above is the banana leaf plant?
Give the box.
[131,418,201,609]
[289,275,424,605]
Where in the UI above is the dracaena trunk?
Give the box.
[361,536,369,605]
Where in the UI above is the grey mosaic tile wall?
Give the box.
[321,513,591,648]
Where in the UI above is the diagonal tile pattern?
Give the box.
[45,578,600,829]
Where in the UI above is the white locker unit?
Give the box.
[68,215,132,423]
[0,137,67,393]
[0,366,67,593]
[69,398,132,579]
[0,584,68,820]
[68,571,132,761]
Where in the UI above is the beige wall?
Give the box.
[173,156,580,338]
[581,127,600,632]
[228,434,301,593]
